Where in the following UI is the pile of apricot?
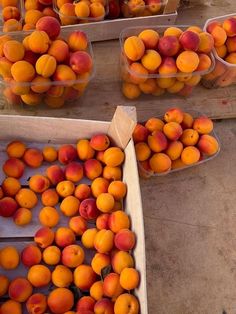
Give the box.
[121,0,163,18]
[121,26,215,99]
[0,17,93,108]
[0,0,22,32]
[203,16,236,87]
[133,107,220,175]
[0,134,140,314]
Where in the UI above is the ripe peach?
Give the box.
[70,51,93,74]
[197,134,219,156]
[149,153,171,173]
[36,16,60,40]
[39,206,60,227]
[108,210,130,233]
[79,198,100,220]
[59,3,76,25]
[94,229,114,253]
[181,112,194,129]
[147,130,168,153]
[2,158,25,178]
[141,49,162,71]
[53,64,76,85]
[48,39,69,63]
[48,288,74,314]
[138,29,159,49]
[41,189,59,207]
[74,264,97,291]
[25,9,43,25]
[176,51,200,73]
[210,25,227,47]
[23,148,43,168]
[35,54,57,78]
[0,245,19,269]
[46,165,65,185]
[0,275,9,297]
[62,244,85,268]
[26,293,47,314]
[163,122,183,141]
[124,36,145,61]
[91,252,110,275]
[96,213,110,230]
[222,17,236,37]
[13,207,32,226]
[94,298,114,314]
[8,277,33,302]
[108,181,127,201]
[56,180,75,197]
[165,141,183,161]
[193,116,213,134]
[103,273,123,298]
[76,296,95,312]
[112,250,134,274]
[27,264,51,287]
[158,35,180,57]
[6,140,26,158]
[114,229,135,251]
[69,216,87,236]
[55,227,76,248]
[179,30,200,51]
[0,196,17,217]
[68,30,88,52]
[42,245,61,265]
[21,244,42,267]
[74,183,91,200]
[52,265,73,287]
[28,30,50,54]
[114,293,139,314]
[181,146,200,165]
[34,226,55,248]
[90,281,103,301]
[2,177,21,196]
[81,228,98,249]
[42,146,57,162]
[122,82,141,99]
[158,56,177,75]
[15,188,38,209]
[198,32,214,53]
[0,300,22,314]
[164,26,183,38]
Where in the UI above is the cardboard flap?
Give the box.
[163,0,180,14]
[108,106,137,149]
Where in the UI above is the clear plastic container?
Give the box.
[0,0,23,32]
[120,0,167,18]
[120,25,215,99]
[53,0,109,25]
[0,26,95,109]
[202,13,236,89]
[136,111,221,178]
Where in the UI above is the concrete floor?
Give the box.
[143,119,236,314]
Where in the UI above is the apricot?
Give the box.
[164,109,184,124]
[3,40,24,63]
[103,273,123,298]
[225,37,236,53]
[76,296,95,312]
[108,181,127,201]
[8,277,33,302]
[29,174,50,193]
[74,183,91,200]
[41,189,58,207]
[23,148,43,168]
[90,2,105,19]
[139,78,157,94]
[25,9,43,25]
[39,206,60,227]
[134,142,150,161]
[1,0,18,6]
[28,264,51,287]
[0,275,9,297]
[43,245,61,265]
[179,30,200,51]
[0,57,13,79]
[127,63,147,85]
[103,147,125,167]
[30,76,51,93]
[114,293,139,314]
[149,153,171,173]
[26,293,47,314]
[55,227,76,248]
[94,229,114,253]
[114,229,135,251]
[42,146,57,162]
[176,51,199,73]
[60,195,80,217]
[52,265,73,288]
[193,116,213,134]
[163,122,183,141]
[75,1,90,17]
[13,207,32,226]
[103,166,122,181]
[22,23,35,30]
[79,198,100,220]
[59,3,76,26]
[25,0,42,10]
[34,226,55,248]
[171,158,186,169]
[67,30,88,52]
[180,128,199,146]
[3,87,21,105]
[145,117,164,132]
[15,188,38,209]
[53,64,76,85]
[0,300,22,314]
[21,244,42,267]
[48,288,74,314]
[112,250,134,274]
[36,16,60,40]
[81,228,98,249]
[181,146,200,165]
[164,26,183,38]
[225,52,236,64]
[120,267,139,290]
[138,29,159,49]
[158,35,180,57]
[47,85,64,97]
[62,244,85,268]
[56,180,75,197]
[21,92,43,106]
[68,216,87,236]
[210,26,227,47]
[141,49,162,71]
[74,264,97,290]
[165,141,183,161]
[35,54,57,78]
[77,139,95,160]
[187,26,202,33]
[2,158,24,178]
[185,75,201,87]
[0,245,19,269]
[124,36,145,61]
[167,80,185,93]
[64,161,83,183]
[197,134,219,156]
[156,77,175,89]
[84,159,103,180]
[198,32,214,54]
[96,193,115,213]
[28,30,50,54]
[147,130,167,153]
[46,164,65,185]
[91,252,110,275]
[96,213,110,230]
[122,82,141,99]
[181,112,194,129]
[94,298,114,314]
[90,281,103,301]
[108,210,130,233]
[223,17,236,37]
[2,177,20,196]
[158,56,177,75]
[196,53,212,72]
[2,6,20,22]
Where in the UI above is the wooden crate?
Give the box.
[0,106,148,314]
[62,0,179,42]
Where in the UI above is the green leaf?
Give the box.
[101,264,112,281]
